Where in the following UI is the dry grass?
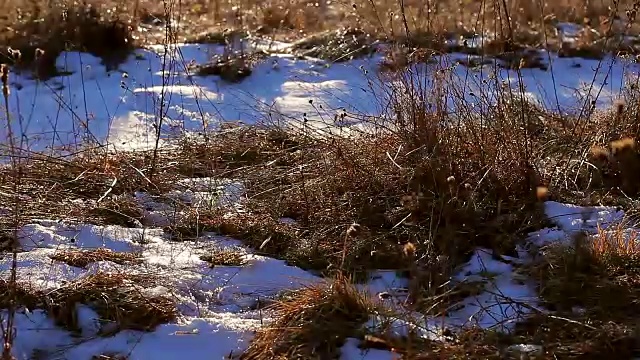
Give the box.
[0,0,638,81]
[47,272,176,333]
[200,246,247,267]
[359,314,637,358]
[240,275,373,359]
[523,221,640,357]
[586,136,640,196]
[0,0,136,79]
[161,71,555,289]
[0,147,186,227]
[531,232,640,317]
[0,273,177,334]
[49,248,144,268]
[2,0,640,355]
[510,314,639,358]
[357,327,505,359]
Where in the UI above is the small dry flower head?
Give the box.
[35,48,45,60]
[346,223,361,238]
[446,176,456,184]
[402,242,416,258]
[610,137,636,155]
[7,47,21,60]
[614,99,626,116]
[536,186,549,202]
[589,145,611,161]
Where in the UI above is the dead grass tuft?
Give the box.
[585,136,640,195]
[172,126,300,178]
[0,1,135,79]
[362,313,637,358]
[192,50,268,82]
[0,279,42,310]
[45,272,176,333]
[531,224,640,321]
[200,246,247,267]
[49,248,143,268]
[87,194,145,228]
[359,327,504,359]
[0,273,176,333]
[289,27,376,61]
[240,275,373,359]
[0,148,180,227]
[511,314,639,358]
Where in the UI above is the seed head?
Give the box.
[35,48,45,61]
[7,47,21,61]
[346,223,361,238]
[610,137,635,156]
[402,242,416,258]
[589,145,611,162]
[536,186,549,202]
[614,99,625,116]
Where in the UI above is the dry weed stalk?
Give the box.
[0,58,20,360]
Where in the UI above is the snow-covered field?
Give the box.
[0,34,637,359]
[1,37,637,153]
[1,177,629,359]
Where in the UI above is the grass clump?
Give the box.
[0,278,42,310]
[587,136,640,196]
[289,27,376,61]
[200,246,248,267]
[0,148,180,227]
[0,273,176,334]
[507,315,638,358]
[49,248,143,268]
[532,224,640,318]
[0,1,135,79]
[173,126,300,178]
[240,276,373,359]
[358,327,505,359]
[192,50,268,82]
[521,221,640,357]
[45,272,176,333]
[195,75,550,281]
[87,194,145,228]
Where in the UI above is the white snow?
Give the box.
[0,184,320,359]
[1,38,637,154]
[355,200,631,354]
[340,338,397,360]
[8,309,258,360]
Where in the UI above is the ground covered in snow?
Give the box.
[2,35,637,154]
[1,25,640,359]
[2,180,632,359]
